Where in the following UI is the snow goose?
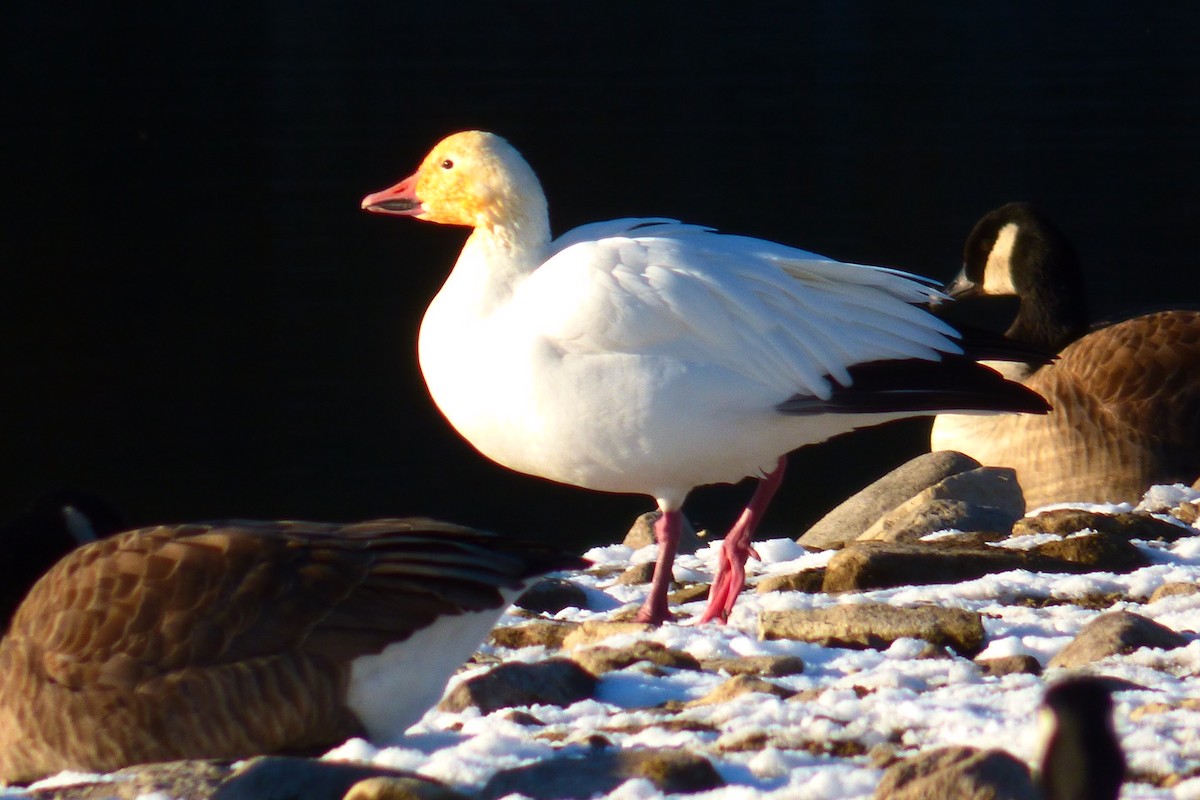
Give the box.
[931,202,1200,508]
[361,131,1049,624]
[0,517,583,783]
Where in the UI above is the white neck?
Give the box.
[441,201,552,317]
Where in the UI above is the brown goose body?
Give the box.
[0,518,584,783]
[932,203,1200,508]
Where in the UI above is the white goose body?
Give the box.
[365,131,1048,623]
[417,207,962,506]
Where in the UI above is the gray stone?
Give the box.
[1174,501,1199,525]
[1048,611,1190,669]
[873,746,1036,800]
[562,620,656,650]
[1148,582,1200,603]
[515,578,589,614]
[1014,509,1193,542]
[823,535,1149,594]
[975,654,1043,677]
[622,511,704,554]
[687,674,795,706]
[798,451,982,549]
[489,620,577,650]
[573,641,701,675]
[756,569,825,594]
[858,499,1019,543]
[616,561,658,585]
[438,658,597,714]
[343,776,470,800]
[29,760,228,800]
[668,583,712,604]
[701,654,806,677]
[214,758,460,800]
[1029,532,1152,572]
[759,603,986,657]
[480,748,723,799]
[859,467,1024,542]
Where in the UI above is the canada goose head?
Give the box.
[1036,675,1127,800]
[0,490,125,630]
[947,202,1091,353]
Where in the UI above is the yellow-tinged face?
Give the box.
[362,130,542,230]
[413,131,503,227]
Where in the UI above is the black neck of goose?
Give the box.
[1006,222,1091,352]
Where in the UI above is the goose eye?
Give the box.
[441,159,454,170]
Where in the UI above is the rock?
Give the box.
[562,620,655,650]
[859,468,1024,542]
[975,654,1043,677]
[873,746,1036,800]
[822,535,1149,594]
[687,674,794,706]
[798,451,982,550]
[759,603,986,658]
[668,583,712,604]
[1030,532,1152,571]
[822,541,1016,593]
[616,562,657,585]
[214,758,460,800]
[755,569,825,594]
[1014,509,1193,542]
[342,776,470,800]
[1129,702,1174,721]
[1148,582,1200,603]
[489,620,577,650]
[515,578,589,614]
[29,760,228,800]
[623,511,704,554]
[498,709,545,726]
[701,654,806,677]
[1174,501,1199,525]
[573,641,701,675]
[438,658,597,714]
[1048,610,1190,669]
[857,499,1019,543]
[480,748,723,799]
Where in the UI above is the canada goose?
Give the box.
[1036,676,1126,800]
[361,131,1048,624]
[931,202,1200,508]
[0,518,585,783]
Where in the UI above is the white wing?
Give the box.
[513,220,962,401]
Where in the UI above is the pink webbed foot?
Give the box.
[635,509,682,625]
[699,456,787,623]
[698,513,761,623]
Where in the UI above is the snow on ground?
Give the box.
[20,486,1200,800]
[316,485,1200,799]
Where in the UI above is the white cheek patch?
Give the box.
[1035,705,1058,765]
[982,222,1020,295]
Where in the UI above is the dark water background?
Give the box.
[4,4,1198,548]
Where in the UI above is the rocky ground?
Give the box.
[16,453,1200,800]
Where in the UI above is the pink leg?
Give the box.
[700,456,787,623]
[635,509,681,625]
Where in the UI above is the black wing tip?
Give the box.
[778,357,1052,417]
